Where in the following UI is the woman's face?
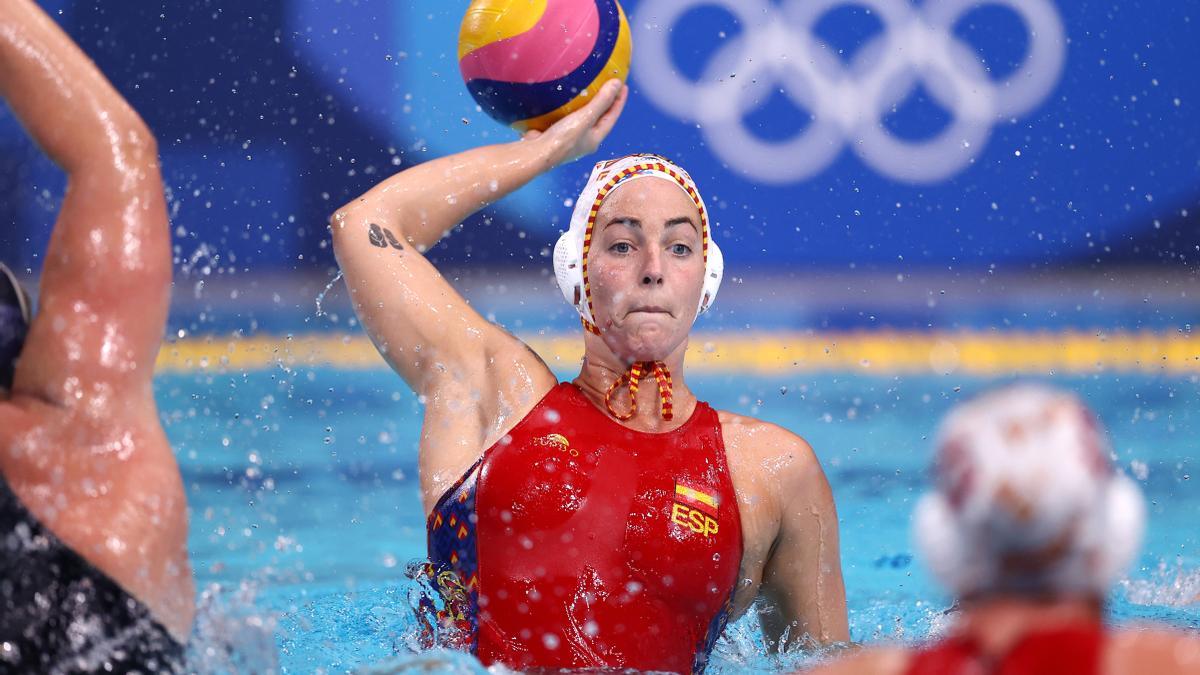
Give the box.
[585,177,705,363]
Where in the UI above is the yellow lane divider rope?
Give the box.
[155,331,1200,376]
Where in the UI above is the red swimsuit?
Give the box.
[906,622,1105,675]
[425,383,743,674]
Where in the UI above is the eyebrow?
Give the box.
[603,216,699,233]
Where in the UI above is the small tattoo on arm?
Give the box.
[383,228,404,250]
[368,223,404,251]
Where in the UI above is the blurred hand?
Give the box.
[525,78,628,167]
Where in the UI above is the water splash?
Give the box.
[315,270,345,318]
[353,650,494,674]
[179,243,221,278]
[346,574,915,673]
[404,560,474,654]
[187,580,280,674]
[704,599,866,673]
[1120,560,1200,607]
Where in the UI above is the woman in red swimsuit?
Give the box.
[331,79,849,672]
[805,384,1200,675]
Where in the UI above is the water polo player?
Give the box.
[806,384,1200,675]
[0,1,194,669]
[331,77,849,672]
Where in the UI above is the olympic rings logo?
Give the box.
[632,0,1066,184]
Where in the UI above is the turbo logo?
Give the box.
[632,0,1067,184]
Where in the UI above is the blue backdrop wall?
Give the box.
[2,0,1198,272]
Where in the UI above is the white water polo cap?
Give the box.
[553,154,723,334]
[914,384,1146,599]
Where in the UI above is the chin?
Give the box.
[604,324,683,363]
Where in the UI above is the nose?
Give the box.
[640,249,664,286]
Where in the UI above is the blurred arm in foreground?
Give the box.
[0,0,194,668]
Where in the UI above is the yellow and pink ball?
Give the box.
[458,0,632,133]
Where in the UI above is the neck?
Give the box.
[953,594,1103,654]
[574,335,695,431]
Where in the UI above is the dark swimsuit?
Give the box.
[0,474,184,674]
[424,382,744,674]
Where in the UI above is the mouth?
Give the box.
[627,306,673,317]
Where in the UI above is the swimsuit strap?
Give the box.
[605,361,674,421]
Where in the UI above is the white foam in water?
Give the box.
[703,599,862,673]
[353,650,497,674]
[1120,561,1200,607]
[187,581,280,673]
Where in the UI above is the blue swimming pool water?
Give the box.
[165,362,1200,673]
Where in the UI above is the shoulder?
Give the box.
[717,410,816,458]
[717,410,825,490]
[1107,626,1200,674]
[714,410,836,532]
[800,647,910,675]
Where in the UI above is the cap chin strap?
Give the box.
[581,315,601,336]
[605,361,674,421]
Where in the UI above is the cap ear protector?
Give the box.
[553,154,722,334]
[0,263,32,392]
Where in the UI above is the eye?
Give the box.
[670,243,692,256]
[610,242,632,254]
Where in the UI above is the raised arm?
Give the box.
[0,0,170,405]
[0,1,194,641]
[330,80,628,400]
[759,432,851,649]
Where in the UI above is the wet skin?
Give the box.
[332,79,849,647]
[0,0,194,641]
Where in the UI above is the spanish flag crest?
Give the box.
[674,482,719,517]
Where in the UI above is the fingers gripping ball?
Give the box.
[458,0,632,133]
